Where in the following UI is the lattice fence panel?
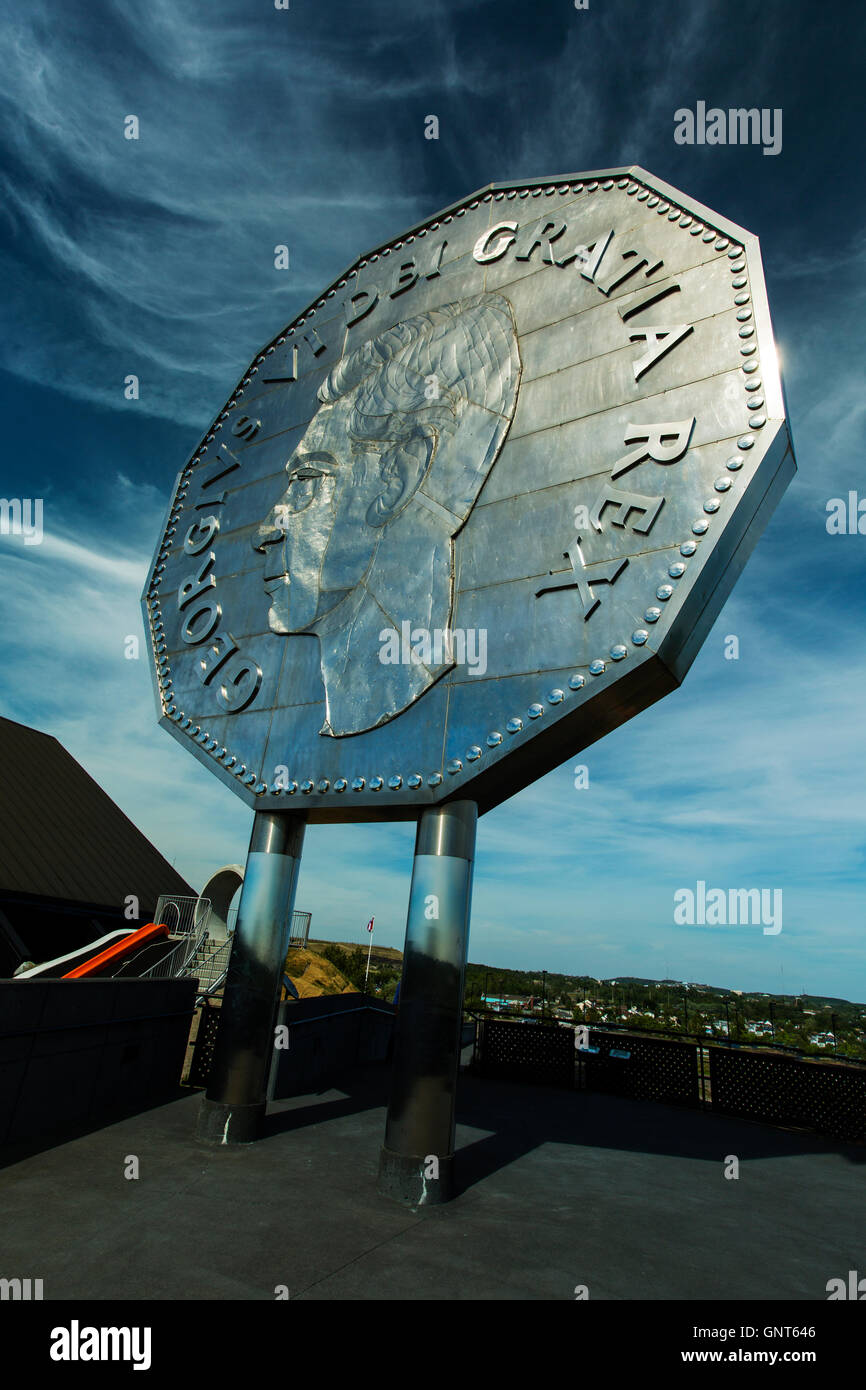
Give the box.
[478,1019,574,1088]
[709,1048,866,1141]
[187,1002,222,1087]
[581,1030,701,1107]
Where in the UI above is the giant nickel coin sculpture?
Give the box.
[144,168,796,1201]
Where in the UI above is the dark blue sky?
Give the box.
[1,0,864,998]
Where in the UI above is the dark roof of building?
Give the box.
[0,715,193,914]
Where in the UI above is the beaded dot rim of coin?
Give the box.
[147,174,760,796]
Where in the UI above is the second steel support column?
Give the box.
[378,799,477,1205]
[197,810,306,1144]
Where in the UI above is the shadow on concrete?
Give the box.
[452,1072,866,1196]
[259,1059,866,1195]
[261,1066,392,1140]
[0,1084,194,1172]
[6,1061,863,1198]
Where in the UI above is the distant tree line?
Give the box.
[462,964,866,1060]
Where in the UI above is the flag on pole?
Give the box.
[364,917,375,991]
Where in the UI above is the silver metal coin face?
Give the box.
[143,167,795,820]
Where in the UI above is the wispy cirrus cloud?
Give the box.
[0,1,451,427]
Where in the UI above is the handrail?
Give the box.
[153,894,212,937]
[161,900,180,933]
[193,896,211,934]
[191,935,235,1000]
[272,1004,396,1026]
[138,897,215,982]
[139,921,209,982]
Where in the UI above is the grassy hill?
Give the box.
[284,947,356,998]
[306,937,403,967]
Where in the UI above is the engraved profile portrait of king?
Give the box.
[253,292,521,736]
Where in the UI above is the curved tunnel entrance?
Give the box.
[197,865,244,943]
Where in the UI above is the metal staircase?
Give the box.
[143,894,312,1002]
[185,935,234,1000]
[139,895,213,985]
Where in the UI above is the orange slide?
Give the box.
[62,921,169,978]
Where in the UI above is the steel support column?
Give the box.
[378,799,477,1205]
[197,810,306,1144]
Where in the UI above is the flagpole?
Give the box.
[364,916,375,991]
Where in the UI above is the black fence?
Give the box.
[474,1016,574,1088]
[471,1016,866,1141]
[187,998,221,1088]
[268,994,395,1097]
[709,1045,866,1142]
[187,992,396,1094]
[580,1029,701,1107]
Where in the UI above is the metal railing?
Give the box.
[153,895,212,936]
[139,898,212,982]
[466,1014,866,1141]
[289,909,311,948]
[466,1007,866,1068]
[187,910,310,1001]
[184,900,311,1000]
[191,936,234,1000]
[139,928,205,982]
[202,903,308,944]
[150,902,310,1001]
